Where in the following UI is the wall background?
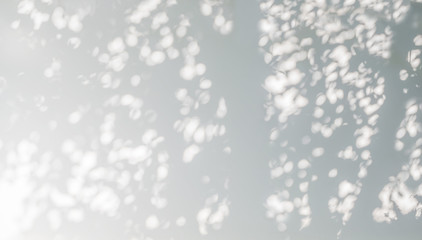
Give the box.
[0,0,421,239]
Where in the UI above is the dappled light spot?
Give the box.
[197,194,230,235]
[183,144,201,163]
[145,215,160,230]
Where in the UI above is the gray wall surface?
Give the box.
[0,0,422,239]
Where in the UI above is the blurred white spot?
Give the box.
[312,147,324,157]
[283,161,293,173]
[108,38,125,54]
[52,7,67,29]
[90,187,120,215]
[149,51,166,65]
[196,63,207,76]
[200,79,212,89]
[156,165,169,181]
[68,111,82,124]
[120,94,134,106]
[216,98,227,118]
[126,34,138,47]
[145,215,160,229]
[160,35,174,48]
[183,144,201,163]
[132,145,151,162]
[67,37,81,49]
[142,129,158,144]
[17,0,34,14]
[414,35,422,46]
[68,15,83,32]
[176,216,186,226]
[0,181,31,239]
[68,209,84,223]
[200,2,212,16]
[131,75,141,86]
[180,65,196,80]
[338,181,356,198]
[298,159,310,169]
[328,168,338,178]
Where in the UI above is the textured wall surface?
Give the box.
[0,0,422,239]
